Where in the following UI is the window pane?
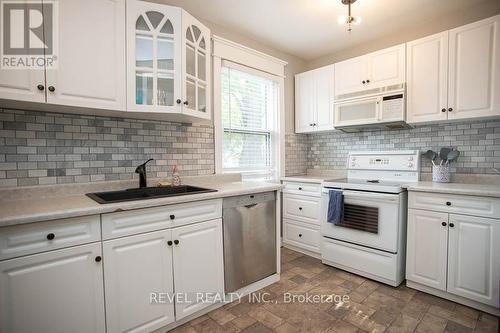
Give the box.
[157,37,173,70]
[198,84,206,112]
[223,131,270,170]
[160,19,173,34]
[158,74,174,106]
[186,78,196,109]
[136,72,153,105]
[146,11,164,29]
[197,51,206,81]
[186,45,195,76]
[136,15,149,31]
[136,35,153,68]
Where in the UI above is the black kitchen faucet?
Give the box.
[135,159,154,188]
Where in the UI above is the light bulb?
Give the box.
[353,16,362,25]
[337,15,347,25]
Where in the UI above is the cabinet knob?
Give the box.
[441,108,446,113]
[298,233,302,237]
[362,80,366,84]
[441,222,447,227]
[299,207,303,210]
[446,202,451,206]
[95,256,102,262]
[170,214,175,220]
[449,223,455,228]
[366,79,370,83]
[167,240,173,246]
[176,99,182,104]
[37,84,45,91]
[298,187,302,190]
[183,101,189,105]
[448,108,453,112]
[174,240,179,245]
[48,86,55,92]
[46,233,55,240]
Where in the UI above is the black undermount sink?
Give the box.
[86,185,217,204]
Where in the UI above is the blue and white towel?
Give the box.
[327,190,344,225]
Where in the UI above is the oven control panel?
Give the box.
[348,151,419,172]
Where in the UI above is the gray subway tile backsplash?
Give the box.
[0,108,215,187]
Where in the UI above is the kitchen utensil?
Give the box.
[422,150,438,166]
[445,150,460,165]
[439,148,452,165]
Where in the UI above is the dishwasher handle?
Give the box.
[244,203,258,208]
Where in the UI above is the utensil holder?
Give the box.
[432,165,451,183]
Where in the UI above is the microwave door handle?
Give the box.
[376,97,382,122]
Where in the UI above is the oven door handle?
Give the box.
[322,189,399,203]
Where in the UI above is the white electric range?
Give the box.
[320,150,420,286]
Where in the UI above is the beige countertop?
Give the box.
[0,177,282,227]
[405,182,500,198]
[281,175,332,184]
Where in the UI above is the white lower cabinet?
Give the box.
[172,219,224,320]
[103,230,175,333]
[406,192,500,312]
[103,218,224,331]
[0,243,105,333]
[406,209,448,291]
[447,214,500,307]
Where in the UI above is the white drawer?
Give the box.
[282,181,321,197]
[409,192,500,219]
[101,199,222,240]
[283,220,320,253]
[283,194,320,225]
[0,215,101,260]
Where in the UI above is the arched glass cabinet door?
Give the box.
[127,1,181,111]
[183,14,210,117]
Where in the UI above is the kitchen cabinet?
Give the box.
[406,32,449,123]
[0,243,105,333]
[406,209,448,291]
[406,191,500,314]
[407,15,500,123]
[127,0,211,119]
[103,230,175,333]
[447,214,500,307]
[282,181,322,255]
[294,65,335,133]
[334,44,405,96]
[172,219,224,319]
[0,0,126,111]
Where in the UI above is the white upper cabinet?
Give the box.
[334,44,405,96]
[295,65,335,133]
[127,0,211,120]
[182,12,211,119]
[46,0,126,110]
[447,214,500,308]
[407,15,500,123]
[407,32,449,123]
[127,1,182,112]
[448,15,500,120]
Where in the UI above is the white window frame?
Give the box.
[212,35,287,180]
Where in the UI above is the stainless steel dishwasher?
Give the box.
[223,192,276,292]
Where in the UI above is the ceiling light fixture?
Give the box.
[338,0,362,33]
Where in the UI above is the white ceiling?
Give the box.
[158,0,494,60]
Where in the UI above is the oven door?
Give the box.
[321,188,401,253]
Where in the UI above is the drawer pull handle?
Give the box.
[46,233,55,240]
[170,214,175,220]
[441,222,447,227]
[298,234,302,237]
[95,256,102,262]
[449,223,455,228]
[250,195,255,199]
[446,202,451,206]
[299,207,303,210]
[167,240,173,246]
[174,240,179,245]
[298,187,302,190]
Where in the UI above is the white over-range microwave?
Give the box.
[333,84,410,132]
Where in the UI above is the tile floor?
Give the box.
[169,248,499,333]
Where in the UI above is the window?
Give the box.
[221,61,279,179]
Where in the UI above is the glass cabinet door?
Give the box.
[127,1,181,111]
[183,14,210,118]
